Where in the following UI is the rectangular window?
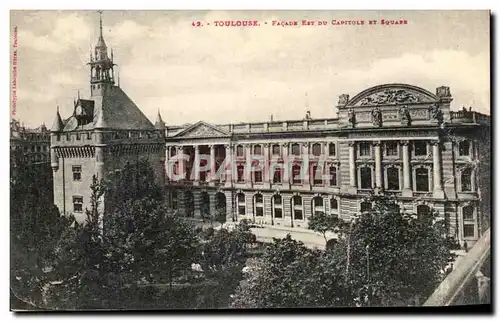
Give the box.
[291,144,301,156]
[56,134,61,141]
[463,224,475,238]
[459,141,471,156]
[73,196,83,213]
[256,207,264,217]
[387,167,400,190]
[254,170,263,183]
[360,167,372,189]
[312,143,322,156]
[359,142,371,157]
[329,143,336,156]
[330,167,337,186]
[76,133,81,140]
[237,165,245,182]
[272,144,281,156]
[236,145,244,157]
[312,165,322,185]
[414,141,427,156]
[385,142,398,156]
[86,132,92,140]
[415,168,429,192]
[273,168,282,184]
[237,194,245,203]
[72,165,82,181]
[294,209,303,220]
[238,205,246,215]
[292,165,301,184]
[274,208,283,218]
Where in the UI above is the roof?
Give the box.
[62,86,155,131]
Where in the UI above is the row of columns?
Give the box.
[347,140,444,198]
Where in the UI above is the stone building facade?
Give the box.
[50,15,165,222]
[165,84,490,245]
[10,119,50,167]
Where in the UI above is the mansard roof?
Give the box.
[62,86,155,131]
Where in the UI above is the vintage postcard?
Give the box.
[10,10,491,311]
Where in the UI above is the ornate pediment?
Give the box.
[347,84,439,107]
[175,121,230,138]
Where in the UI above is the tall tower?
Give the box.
[88,11,115,97]
[51,12,166,222]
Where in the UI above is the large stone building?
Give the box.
[164,84,490,245]
[48,14,490,246]
[10,119,50,167]
[50,15,165,221]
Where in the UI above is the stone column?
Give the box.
[177,146,185,181]
[263,143,270,188]
[348,141,356,192]
[374,141,383,193]
[245,144,253,188]
[432,140,444,198]
[302,142,311,188]
[225,144,232,186]
[282,143,290,189]
[209,144,216,185]
[194,145,200,185]
[402,140,412,197]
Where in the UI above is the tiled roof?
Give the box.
[62,86,154,131]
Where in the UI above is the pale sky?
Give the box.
[10,10,490,128]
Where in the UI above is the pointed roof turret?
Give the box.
[155,109,166,130]
[51,106,64,132]
[96,10,106,49]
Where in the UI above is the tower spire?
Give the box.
[98,10,103,39]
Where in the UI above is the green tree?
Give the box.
[230,234,351,308]
[341,197,455,306]
[10,156,75,308]
[307,212,343,243]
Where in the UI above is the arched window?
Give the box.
[253,144,262,155]
[417,205,430,219]
[313,196,325,216]
[292,195,303,220]
[272,194,283,219]
[236,145,244,157]
[330,198,338,211]
[312,143,322,156]
[415,168,430,192]
[461,168,472,192]
[360,201,372,213]
[462,205,474,220]
[459,140,471,156]
[291,143,301,156]
[328,143,336,156]
[329,166,337,186]
[254,194,264,217]
[237,193,246,215]
[272,144,281,156]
